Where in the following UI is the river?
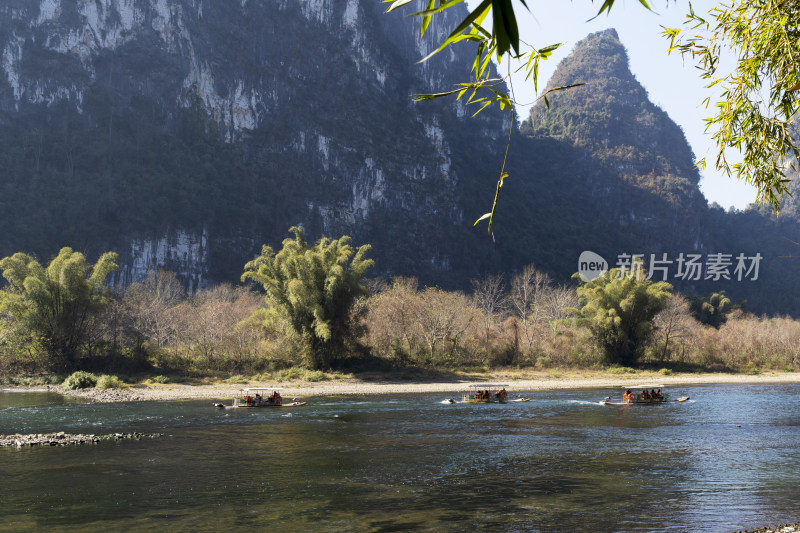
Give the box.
[1,384,799,532]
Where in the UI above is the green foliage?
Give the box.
[659,367,673,376]
[606,365,636,374]
[301,369,327,382]
[145,375,170,384]
[689,291,734,329]
[3,375,63,386]
[242,226,374,370]
[96,374,126,389]
[0,248,119,370]
[573,265,672,366]
[664,1,800,211]
[63,371,98,390]
[269,367,331,382]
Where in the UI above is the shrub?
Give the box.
[145,375,170,385]
[607,366,636,374]
[274,367,303,382]
[659,368,673,376]
[96,375,126,389]
[301,369,327,382]
[63,371,98,390]
[535,356,553,368]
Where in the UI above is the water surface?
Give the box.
[1,384,799,531]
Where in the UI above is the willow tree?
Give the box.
[242,227,374,370]
[0,247,119,369]
[573,265,672,366]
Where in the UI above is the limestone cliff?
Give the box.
[0,0,507,286]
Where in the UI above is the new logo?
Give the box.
[578,251,608,282]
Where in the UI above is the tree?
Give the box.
[509,264,550,353]
[573,265,672,366]
[241,227,374,370]
[663,1,800,210]
[539,284,579,338]
[364,277,422,362]
[0,247,119,369]
[122,270,185,351]
[688,291,735,329]
[413,287,478,365]
[652,293,697,361]
[471,273,506,349]
[388,0,796,222]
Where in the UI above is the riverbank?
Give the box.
[15,371,799,403]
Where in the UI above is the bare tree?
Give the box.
[471,273,507,349]
[364,277,421,360]
[122,270,185,349]
[653,294,697,362]
[414,288,478,364]
[509,265,550,354]
[540,284,579,338]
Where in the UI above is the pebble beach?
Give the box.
[33,371,800,403]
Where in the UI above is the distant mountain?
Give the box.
[505,29,800,313]
[0,5,797,313]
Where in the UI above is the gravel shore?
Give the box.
[737,526,800,533]
[25,372,800,403]
[0,431,164,447]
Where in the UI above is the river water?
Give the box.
[1,384,799,532]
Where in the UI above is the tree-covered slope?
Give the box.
[0,7,798,314]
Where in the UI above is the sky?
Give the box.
[464,0,759,210]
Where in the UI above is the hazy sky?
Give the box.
[462,0,759,210]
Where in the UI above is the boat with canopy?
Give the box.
[214,388,307,408]
[603,384,689,405]
[462,384,509,404]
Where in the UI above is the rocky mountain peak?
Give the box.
[521,28,700,189]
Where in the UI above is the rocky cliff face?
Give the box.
[1,6,798,313]
[0,0,507,286]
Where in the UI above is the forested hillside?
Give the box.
[0,5,798,313]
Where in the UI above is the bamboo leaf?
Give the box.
[407,0,467,17]
[474,213,492,225]
[420,0,436,38]
[383,0,415,13]
[417,0,491,63]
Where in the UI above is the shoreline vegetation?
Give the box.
[4,371,800,403]
[3,250,800,396]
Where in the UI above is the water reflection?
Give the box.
[1,385,799,531]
